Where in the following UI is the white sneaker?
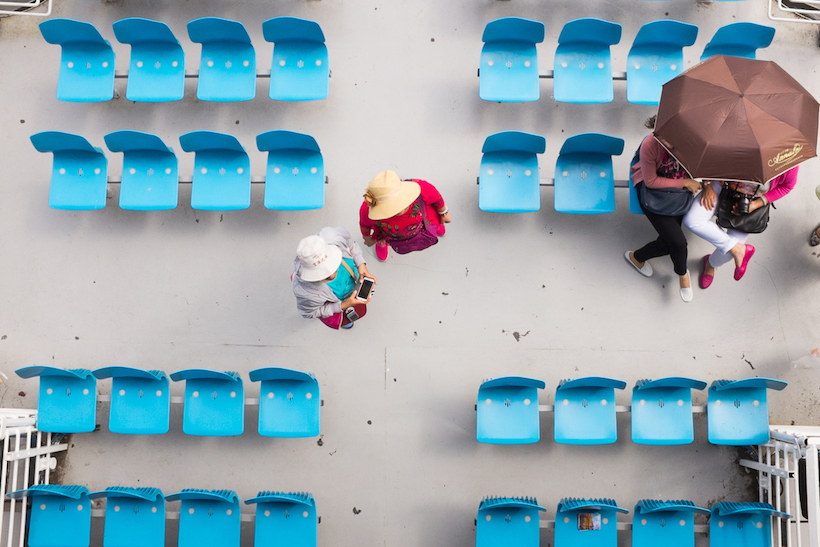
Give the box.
[624,251,653,277]
[680,271,693,303]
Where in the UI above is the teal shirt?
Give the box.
[326,258,358,300]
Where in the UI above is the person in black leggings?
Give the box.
[625,117,701,302]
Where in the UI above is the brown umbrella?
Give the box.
[654,55,819,184]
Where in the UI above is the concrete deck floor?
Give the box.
[1,0,820,545]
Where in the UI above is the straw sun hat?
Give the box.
[296,235,343,282]
[364,170,421,220]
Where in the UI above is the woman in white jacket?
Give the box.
[292,227,377,330]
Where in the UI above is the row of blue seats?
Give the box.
[7,485,316,547]
[31,130,324,211]
[478,131,633,215]
[16,366,320,437]
[480,18,774,104]
[477,376,786,445]
[477,497,788,547]
[41,17,328,102]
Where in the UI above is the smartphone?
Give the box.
[355,276,375,302]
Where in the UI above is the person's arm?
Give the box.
[417,180,451,222]
[359,201,377,243]
[763,167,799,204]
[640,138,695,190]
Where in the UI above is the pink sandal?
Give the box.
[734,245,756,281]
[699,255,713,289]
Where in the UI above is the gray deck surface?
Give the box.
[1,0,820,545]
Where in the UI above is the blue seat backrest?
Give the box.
[482,131,547,155]
[559,133,625,157]
[180,131,246,153]
[631,20,699,49]
[558,18,622,46]
[262,17,325,44]
[31,131,100,154]
[482,17,545,44]
[245,491,317,547]
[40,18,108,45]
[187,17,252,45]
[257,130,321,153]
[112,18,180,45]
[89,487,166,547]
[701,23,775,60]
[104,130,174,154]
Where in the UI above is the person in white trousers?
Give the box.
[684,167,798,289]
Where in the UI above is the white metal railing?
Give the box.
[0,410,68,547]
[769,0,820,24]
[0,0,51,18]
[739,426,820,547]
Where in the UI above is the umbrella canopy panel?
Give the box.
[654,55,818,184]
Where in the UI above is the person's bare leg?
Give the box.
[728,242,746,268]
[629,251,646,269]
[679,271,691,289]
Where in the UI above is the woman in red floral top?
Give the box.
[359,170,452,261]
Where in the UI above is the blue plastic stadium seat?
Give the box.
[476,376,546,444]
[170,369,244,436]
[7,485,91,547]
[167,490,240,547]
[16,366,96,433]
[93,367,170,435]
[39,19,115,102]
[112,18,185,102]
[476,496,545,547]
[627,21,698,105]
[554,18,622,104]
[479,131,546,213]
[701,23,775,60]
[187,18,256,102]
[479,17,545,102]
[249,367,320,437]
[179,131,251,211]
[555,498,628,547]
[104,131,178,211]
[554,133,624,215]
[262,17,328,101]
[245,491,317,547]
[707,378,787,445]
[710,502,790,547]
[256,131,325,210]
[631,377,707,445]
[633,500,709,547]
[554,377,626,444]
[31,131,108,210]
[89,487,165,547]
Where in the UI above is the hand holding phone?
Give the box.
[355,276,375,302]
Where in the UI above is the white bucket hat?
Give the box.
[296,235,342,282]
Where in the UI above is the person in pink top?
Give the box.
[684,166,799,288]
[625,117,701,302]
[359,170,451,261]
